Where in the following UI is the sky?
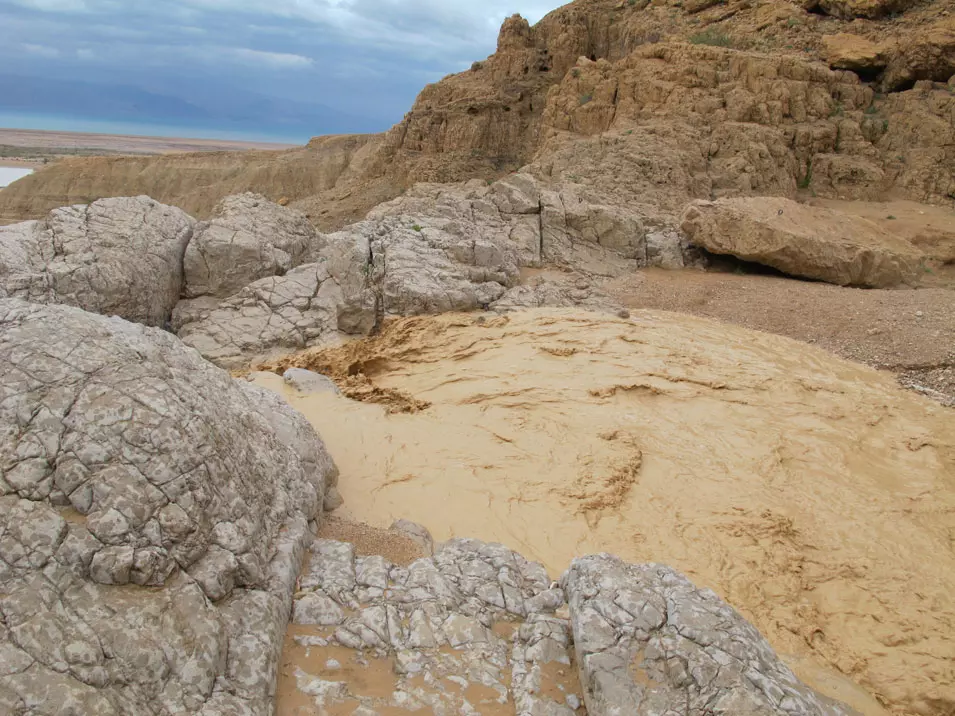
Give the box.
[0,0,563,141]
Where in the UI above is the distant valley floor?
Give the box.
[0,127,298,165]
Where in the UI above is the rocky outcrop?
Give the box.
[0,188,671,371]
[0,196,193,326]
[174,262,347,369]
[5,0,955,227]
[0,298,337,714]
[182,192,325,299]
[681,197,923,287]
[288,537,577,714]
[284,535,854,715]
[562,555,852,715]
[882,18,955,91]
[816,0,917,19]
[822,33,889,73]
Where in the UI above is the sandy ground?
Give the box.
[255,309,954,716]
[606,269,955,404]
[0,127,296,156]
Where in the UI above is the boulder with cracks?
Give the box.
[0,298,337,714]
[182,192,326,299]
[174,262,348,369]
[285,538,855,715]
[561,555,853,715]
[0,196,194,327]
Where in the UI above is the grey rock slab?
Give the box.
[174,262,347,369]
[0,196,194,326]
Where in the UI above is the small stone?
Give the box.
[324,486,345,512]
[293,591,345,626]
[284,368,341,395]
[325,658,341,671]
[390,519,434,555]
[616,309,631,319]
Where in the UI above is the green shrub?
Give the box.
[798,160,813,190]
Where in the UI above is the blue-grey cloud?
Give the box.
[0,0,562,141]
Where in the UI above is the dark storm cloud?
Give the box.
[0,0,561,138]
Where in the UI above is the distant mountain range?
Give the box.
[0,73,384,141]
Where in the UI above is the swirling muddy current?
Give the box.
[254,309,955,716]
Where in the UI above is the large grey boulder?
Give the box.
[0,196,194,326]
[182,193,325,299]
[0,298,336,714]
[331,216,519,318]
[174,262,348,369]
[561,555,854,715]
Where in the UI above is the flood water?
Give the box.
[0,167,34,187]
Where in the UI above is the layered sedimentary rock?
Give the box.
[4,0,954,227]
[0,299,337,714]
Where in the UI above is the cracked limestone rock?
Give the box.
[174,262,347,369]
[0,196,194,326]
[288,537,581,715]
[0,298,336,714]
[561,555,855,716]
[182,193,326,299]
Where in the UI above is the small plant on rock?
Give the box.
[412,224,423,232]
[689,29,733,47]
[798,159,813,190]
[579,93,593,105]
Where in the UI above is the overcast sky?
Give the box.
[0,0,564,140]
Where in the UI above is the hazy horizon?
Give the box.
[0,0,563,143]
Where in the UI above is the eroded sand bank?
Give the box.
[254,309,955,715]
